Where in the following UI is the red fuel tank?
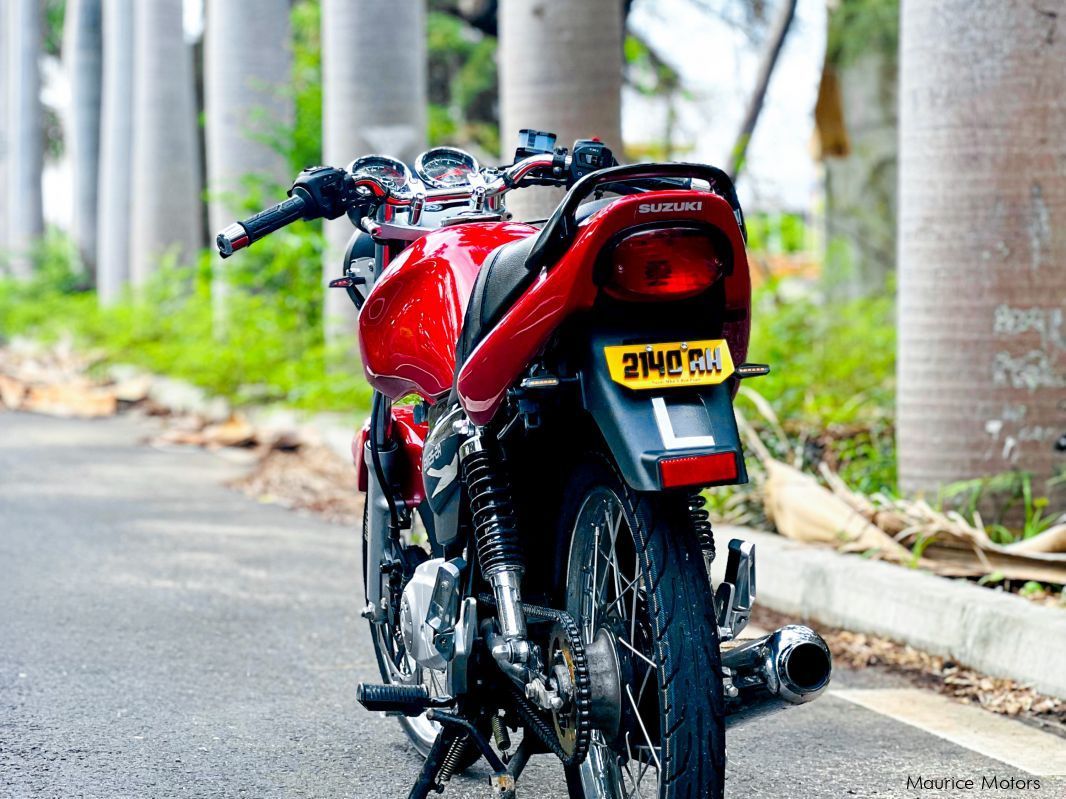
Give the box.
[358,221,538,402]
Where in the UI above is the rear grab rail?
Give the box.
[525,162,746,273]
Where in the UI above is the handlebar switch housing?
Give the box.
[569,138,617,184]
[291,165,364,220]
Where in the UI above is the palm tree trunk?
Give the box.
[63,0,103,280]
[498,0,623,221]
[897,0,1066,507]
[204,0,293,331]
[321,0,427,346]
[3,0,45,278]
[96,0,134,305]
[128,0,203,288]
[0,0,8,259]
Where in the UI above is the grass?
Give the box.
[0,228,371,413]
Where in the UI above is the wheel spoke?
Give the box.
[626,685,661,771]
[616,634,657,670]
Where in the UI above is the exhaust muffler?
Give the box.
[722,624,832,728]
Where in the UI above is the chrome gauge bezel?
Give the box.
[414,147,481,189]
[348,154,413,197]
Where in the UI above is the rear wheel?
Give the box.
[558,456,726,799]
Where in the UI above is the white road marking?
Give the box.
[831,688,1066,776]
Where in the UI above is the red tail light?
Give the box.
[604,227,724,302]
[659,451,739,488]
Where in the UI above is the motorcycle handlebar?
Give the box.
[215,153,568,258]
[216,193,308,258]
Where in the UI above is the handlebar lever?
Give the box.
[216,165,368,258]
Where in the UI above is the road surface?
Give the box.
[2,412,1064,798]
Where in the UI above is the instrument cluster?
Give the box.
[349,147,482,194]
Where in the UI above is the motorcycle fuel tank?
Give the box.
[358,221,537,402]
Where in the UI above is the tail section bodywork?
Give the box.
[455,189,751,425]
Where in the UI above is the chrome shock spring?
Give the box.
[460,431,529,653]
[689,490,715,562]
[461,439,523,578]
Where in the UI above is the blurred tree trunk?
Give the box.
[64,0,103,280]
[204,0,293,330]
[498,0,623,221]
[96,0,134,305]
[729,0,797,179]
[321,0,426,346]
[128,0,203,288]
[0,0,8,258]
[3,0,44,278]
[820,52,897,299]
[898,0,1066,507]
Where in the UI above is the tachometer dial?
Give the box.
[415,147,480,188]
[349,155,412,195]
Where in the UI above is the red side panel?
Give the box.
[352,420,370,492]
[351,405,429,508]
[358,222,539,402]
[455,191,750,425]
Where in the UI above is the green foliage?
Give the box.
[0,229,370,413]
[827,0,899,67]
[745,213,810,254]
[426,11,499,154]
[43,0,66,57]
[740,281,895,428]
[939,472,1064,544]
[289,0,324,172]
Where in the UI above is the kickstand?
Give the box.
[407,728,459,799]
[426,710,516,799]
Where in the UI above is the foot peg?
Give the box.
[716,539,755,641]
[356,683,452,716]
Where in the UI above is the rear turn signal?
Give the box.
[659,451,738,488]
[605,227,723,302]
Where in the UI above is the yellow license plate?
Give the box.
[604,339,734,390]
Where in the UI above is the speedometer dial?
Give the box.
[349,155,412,195]
[415,147,480,188]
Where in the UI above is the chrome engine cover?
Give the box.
[399,558,454,671]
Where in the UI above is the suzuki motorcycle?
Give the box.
[217,130,832,799]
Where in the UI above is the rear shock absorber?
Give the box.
[689,490,716,563]
[459,430,529,661]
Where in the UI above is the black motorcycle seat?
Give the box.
[454,197,619,367]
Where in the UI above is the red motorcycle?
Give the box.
[217,131,831,799]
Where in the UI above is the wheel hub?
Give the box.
[584,628,624,738]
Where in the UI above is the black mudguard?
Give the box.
[580,333,749,492]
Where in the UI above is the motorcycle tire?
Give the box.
[557,454,726,799]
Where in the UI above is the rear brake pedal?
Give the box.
[356,683,452,716]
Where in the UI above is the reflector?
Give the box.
[659,451,739,488]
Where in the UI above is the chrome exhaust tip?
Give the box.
[721,624,832,728]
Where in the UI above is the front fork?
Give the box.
[362,393,407,624]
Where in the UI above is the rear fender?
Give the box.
[580,333,748,492]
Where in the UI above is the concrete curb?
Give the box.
[712,526,1066,700]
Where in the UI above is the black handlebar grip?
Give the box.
[216,193,308,258]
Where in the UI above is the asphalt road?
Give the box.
[2,412,1063,799]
